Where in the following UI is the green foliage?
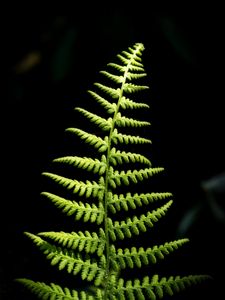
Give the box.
[17,43,210,299]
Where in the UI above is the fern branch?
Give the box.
[75,107,112,131]
[108,200,173,241]
[108,62,146,73]
[110,239,189,269]
[100,70,123,84]
[112,128,151,145]
[25,233,106,285]
[41,192,104,224]
[66,128,108,152]
[109,147,151,166]
[42,173,104,200]
[94,83,120,99]
[126,72,147,80]
[113,274,211,300]
[120,96,150,110]
[123,83,149,94]
[16,279,95,300]
[115,112,151,128]
[88,90,117,114]
[107,191,172,213]
[53,156,107,175]
[38,228,105,256]
[109,167,164,188]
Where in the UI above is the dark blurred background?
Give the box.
[3,8,225,300]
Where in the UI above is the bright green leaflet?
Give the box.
[17,43,210,299]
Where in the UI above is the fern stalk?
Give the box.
[102,43,146,299]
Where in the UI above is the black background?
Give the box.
[3,8,225,300]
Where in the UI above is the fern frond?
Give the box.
[66,128,108,152]
[100,70,124,84]
[127,64,146,72]
[101,69,147,83]
[120,96,150,110]
[75,107,112,131]
[111,239,189,269]
[113,274,210,300]
[109,167,164,188]
[109,148,151,166]
[126,72,147,80]
[38,228,105,256]
[112,128,151,145]
[41,192,104,224]
[42,174,104,200]
[107,63,127,72]
[18,42,210,299]
[117,54,144,68]
[16,278,95,300]
[108,192,172,213]
[123,83,149,94]
[53,155,107,175]
[116,112,151,128]
[108,200,173,241]
[25,233,105,284]
[94,82,120,99]
[108,61,145,73]
[88,90,116,114]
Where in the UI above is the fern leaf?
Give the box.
[117,54,131,65]
[120,96,150,110]
[94,82,120,99]
[112,128,151,145]
[109,167,164,188]
[66,128,108,152]
[111,239,189,268]
[42,174,104,200]
[108,191,172,213]
[53,156,107,175]
[16,278,94,300]
[25,233,105,284]
[123,83,149,94]
[38,229,105,256]
[109,148,151,166]
[41,192,104,224]
[113,274,210,300]
[108,200,173,240]
[107,62,127,72]
[75,107,112,131]
[88,90,117,114]
[108,61,145,73]
[127,64,146,72]
[126,72,147,81]
[100,70,124,84]
[116,112,151,127]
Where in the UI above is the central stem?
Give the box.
[102,47,141,299]
[102,89,124,298]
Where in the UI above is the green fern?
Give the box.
[17,43,210,299]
